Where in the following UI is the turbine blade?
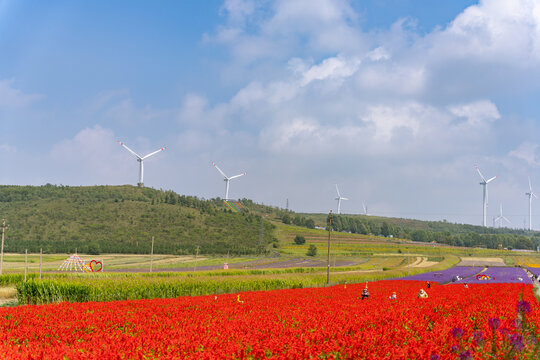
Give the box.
[502,216,511,224]
[486,176,497,183]
[335,183,341,197]
[118,141,142,159]
[529,177,533,192]
[342,197,349,201]
[212,162,228,178]
[142,146,167,160]
[229,172,247,180]
[474,165,487,182]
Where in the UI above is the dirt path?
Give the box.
[413,257,438,268]
[458,257,505,267]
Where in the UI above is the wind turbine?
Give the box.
[525,177,537,231]
[362,201,369,216]
[495,203,511,228]
[334,184,349,215]
[118,141,166,187]
[212,162,246,200]
[475,165,497,227]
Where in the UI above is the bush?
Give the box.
[307,244,317,256]
[294,235,306,245]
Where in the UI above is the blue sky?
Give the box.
[3,0,540,228]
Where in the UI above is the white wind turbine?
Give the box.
[334,184,349,215]
[475,165,497,227]
[495,203,511,228]
[212,162,246,200]
[525,177,537,231]
[362,201,369,216]
[118,141,166,187]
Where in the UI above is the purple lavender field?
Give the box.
[526,266,540,277]
[392,266,482,284]
[454,267,532,284]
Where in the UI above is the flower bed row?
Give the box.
[454,267,532,284]
[393,266,483,284]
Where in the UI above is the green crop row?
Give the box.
[16,276,309,305]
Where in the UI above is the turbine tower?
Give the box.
[495,203,511,228]
[525,177,537,231]
[334,184,349,215]
[475,165,497,227]
[118,141,166,187]
[212,162,246,200]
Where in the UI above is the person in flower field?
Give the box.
[427,281,431,289]
[418,289,428,298]
[389,291,397,300]
[361,285,370,300]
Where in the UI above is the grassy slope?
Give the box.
[0,185,276,255]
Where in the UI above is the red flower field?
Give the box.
[0,281,538,359]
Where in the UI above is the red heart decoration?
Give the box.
[89,260,103,272]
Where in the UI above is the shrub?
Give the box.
[294,235,306,245]
[307,245,317,257]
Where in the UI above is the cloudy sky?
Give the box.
[3,0,540,227]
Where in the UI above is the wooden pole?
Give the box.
[193,246,199,272]
[39,248,42,280]
[24,249,27,282]
[0,219,6,276]
[150,236,154,272]
[327,211,333,285]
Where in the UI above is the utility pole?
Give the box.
[0,219,7,275]
[327,211,333,285]
[150,236,154,272]
[258,217,264,254]
[39,248,42,280]
[193,245,199,272]
[24,249,27,282]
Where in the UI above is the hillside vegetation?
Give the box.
[0,185,277,255]
[294,213,540,250]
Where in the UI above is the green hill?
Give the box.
[0,185,277,255]
[294,213,540,250]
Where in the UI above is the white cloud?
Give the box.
[429,0,540,65]
[0,79,43,108]
[448,100,501,127]
[509,142,540,166]
[300,56,361,86]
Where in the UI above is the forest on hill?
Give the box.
[0,185,277,255]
